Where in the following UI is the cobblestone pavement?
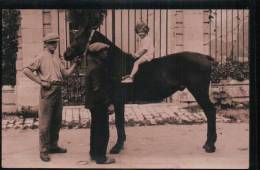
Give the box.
[2,103,249,130]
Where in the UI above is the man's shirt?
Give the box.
[25,48,65,82]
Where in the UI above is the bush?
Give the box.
[2,9,20,86]
[211,90,249,110]
[211,59,249,83]
[2,106,38,118]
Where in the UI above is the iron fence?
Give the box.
[60,9,249,106]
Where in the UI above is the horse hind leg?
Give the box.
[187,85,217,153]
[110,102,126,154]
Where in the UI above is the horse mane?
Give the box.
[93,31,129,56]
[92,31,135,76]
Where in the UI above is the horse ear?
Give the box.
[88,42,110,52]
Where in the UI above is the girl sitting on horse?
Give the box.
[121,21,155,83]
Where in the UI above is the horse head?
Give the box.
[64,9,107,61]
[68,9,107,31]
[64,27,137,84]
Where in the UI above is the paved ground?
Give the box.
[2,122,249,169]
[2,103,249,130]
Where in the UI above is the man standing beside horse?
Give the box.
[64,27,116,164]
[84,42,116,164]
[63,9,117,164]
[23,33,80,162]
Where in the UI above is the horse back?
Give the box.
[125,51,213,102]
[139,51,213,80]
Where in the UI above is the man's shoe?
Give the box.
[49,146,67,153]
[96,157,116,164]
[40,152,50,162]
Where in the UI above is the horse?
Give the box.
[64,29,217,154]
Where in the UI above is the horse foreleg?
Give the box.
[110,102,126,154]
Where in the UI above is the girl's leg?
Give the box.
[130,57,147,78]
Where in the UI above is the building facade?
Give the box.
[9,9,248,111]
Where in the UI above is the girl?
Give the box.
[122,21,154,83]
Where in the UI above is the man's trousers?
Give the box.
[89,105,109,162]
[39,86,62,153]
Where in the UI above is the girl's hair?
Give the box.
[135,21,149,33]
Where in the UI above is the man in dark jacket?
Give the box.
[64,41,115,164]
[86,43,115,164]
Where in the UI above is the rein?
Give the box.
[83,29,96,57]
[74,29,95,79]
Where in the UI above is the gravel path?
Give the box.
[2,123,249,169]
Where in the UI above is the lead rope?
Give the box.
[83,29,96,58]
[75,29,95,104]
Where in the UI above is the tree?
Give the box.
[2,9,20,86]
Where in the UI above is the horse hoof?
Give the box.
[203,144,216,153]
[110,143,124,154]
[110,148,120,154]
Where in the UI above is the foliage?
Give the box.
[2,106,38,118]
[211,91,233,109]
[2,9,20,86]
[211,59,249,83]
[211,90,249,110]
[62,73,86,106]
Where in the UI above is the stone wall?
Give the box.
[183,10,204,53]
[15,10,67,111]
[2,86,17,113]
[16,10,43,111]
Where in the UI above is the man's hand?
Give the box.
[108,104,115,115]
[74,56,82,65]
[41,81,51,89]
[62,56,81,77]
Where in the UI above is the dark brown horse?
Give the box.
[64,29,217,154]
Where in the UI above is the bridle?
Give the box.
[74,28,96,78]
[83,29,96,57]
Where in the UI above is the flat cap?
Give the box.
[88,42,110,52]
[43,33,59,43]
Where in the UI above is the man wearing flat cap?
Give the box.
[23,32,80,162]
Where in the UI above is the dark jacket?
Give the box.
[84,56,113,109]
[64,30,113,109]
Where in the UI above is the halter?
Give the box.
[83,29,96,57]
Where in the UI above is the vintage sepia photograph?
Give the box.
[2,7,253,169]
